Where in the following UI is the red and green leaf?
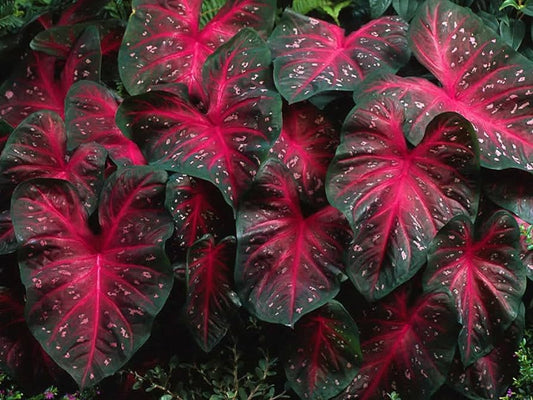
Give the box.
[285,300,361,400]
[0,26,101,128]
[423,211,526,366]
[235,160,351,326]
[365,0,533,171]
[326,101,479,301]
[65,81,146,167]
[0,111,107,213]
[185,235,237,352]
[165,174,233,250]
[118,0,276,98]
[268,10,409,103]
[338,289,459,400]
[270,102,339,204]
[11,167,174,387]
[447,304,524,400]
[117,29,282,208]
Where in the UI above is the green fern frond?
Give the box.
[199,0,226,29]
[292,0,352,24]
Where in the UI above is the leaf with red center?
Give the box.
[268,10,409,104]
[447,304,524,400]
[423,211,526,366]
[0,26,101,128]
[11,167,174,387]
[165,174,234,251]
[270,102,339,204]
[482,168,533,224]
[185,235,237,352]
[326,100,479,301]
[118,0,276,98]
[235,160,351,326]
[117,29,282,208]
[338,289,459,400]
[0,287,66,390]
[365,0,533,171]
[0,111,106,213]
[65,81,146,167]
[285,300,361,400]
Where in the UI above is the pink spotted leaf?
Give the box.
[185,235,238,352]
[364,0,533,171]
[285,300,361,400]
[423,211,526,366]
[235,160,351,326]
[11,167,174,387]
[268,10,410,104]
[117,29,282,208]
[0,111,107,213]
[270,102,339,205]
[326,99,479,301]
[118,0,276,98]
[337,288,459,400]
[65,81,146,167]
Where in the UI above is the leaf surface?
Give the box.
[186,235,237,352]
[285,300,361,400]
[326,102,479,300]
[423,211,526,365]
[236,160,350,326]
[269,10,409,103]
[11,167,174,387]
[118,0,276,97]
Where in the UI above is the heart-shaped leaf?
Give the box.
[0,26,101,127]
[270,102,339,204]
[117,29,282,208]
[423,211,526,366]
[326,101,479,301]
[11,167,174,387]
[65,81,146,167]
[285,300,361,400]
[186,235,237,352]
[118,0,276,98]
[269,10,409,103]
[338,289,459,399]
[236,160,351,326]
[365,0,533,171]
[0,111,107,214]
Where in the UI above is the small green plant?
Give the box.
[130,340,290,400]
[500,329,533,400]
[387,392,402,400]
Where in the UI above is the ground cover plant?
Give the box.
[0,0,532,398]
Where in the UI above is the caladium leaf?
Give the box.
[270,102,339,204]
[0,111,107,214]
[482,168,533,224]
[165,174,234,250]
[365,0,533,171]
[447,304,524,400]
[118,0,276,97]
[326,101,479,301]
[268,10,409,104]
[338,289,459,400]
[185,235,237,352]
[285,300,361,400]
[0,26,101,128]
[11,167,174,387]
[117,29,282,208]
[235,160,351,326]
[65,81,146,167]
[0,287,66,390]
[423,211,526,366]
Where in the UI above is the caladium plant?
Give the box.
[11,167,174,387]
[0,0,531,398]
